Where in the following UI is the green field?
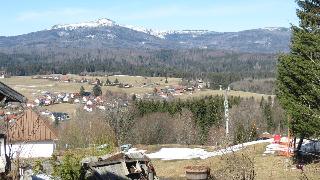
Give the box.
[0,75,180,99]
[1,75,274,115]
[1,75,273,99]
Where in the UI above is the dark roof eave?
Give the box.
[0,81,27,103]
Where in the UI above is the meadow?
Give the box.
[0,75,274,116]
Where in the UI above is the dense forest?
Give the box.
[0,48,277,88]
[134,96,240,143]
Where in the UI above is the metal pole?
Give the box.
[224,89,229,135]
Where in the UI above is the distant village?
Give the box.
[2,73,214,125]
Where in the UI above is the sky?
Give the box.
[1,0,299,36]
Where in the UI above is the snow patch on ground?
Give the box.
[264,143,291,154]
[106,34,116,39]
[127,148,146,154]
[146,139,272,160]
[263,138,320,155]
[263,137,292,154]
[86,34,95,39]
[263,27,282,31]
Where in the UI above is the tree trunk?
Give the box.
[297,136,304,152]
[295,135,304,163]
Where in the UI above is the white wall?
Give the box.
[6,141,55,158]
[0,138,6,158]
[0,138,6,173]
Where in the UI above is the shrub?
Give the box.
[51,153,82,180]
[33,160,44,174]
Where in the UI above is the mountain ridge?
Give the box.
[0,18,291,53]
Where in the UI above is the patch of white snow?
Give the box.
[52,18,116,30]
[147,139,272,160]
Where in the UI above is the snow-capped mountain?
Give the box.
[262,27,287,31]
[51,18,117,30]
[0,18,291,53]
[50,18,212,39]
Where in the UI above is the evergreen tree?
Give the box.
[262,99,274,133]
[234,123,246,144]
[114,78,119,84]
[106,78,111,85]
[92,84,102,97]
[277,0,320,154]
[79,86,85,96]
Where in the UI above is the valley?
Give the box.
[1,75,272,117]
[0,0,319,179]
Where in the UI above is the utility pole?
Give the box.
[224,88,230,136]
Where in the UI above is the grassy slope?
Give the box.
[0,75,180,99]
[1,76,272,100]
[149,143,319,180]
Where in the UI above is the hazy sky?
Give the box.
[1,0,299,36]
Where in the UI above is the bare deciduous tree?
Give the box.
[58,109,117,149]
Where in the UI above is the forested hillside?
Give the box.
[0,48,277,88]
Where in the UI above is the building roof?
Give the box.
[7,109,58,142]
[0,81,26,103]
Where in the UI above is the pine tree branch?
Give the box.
[305,53,320,82]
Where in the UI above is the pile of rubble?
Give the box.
[81,151,157,180]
